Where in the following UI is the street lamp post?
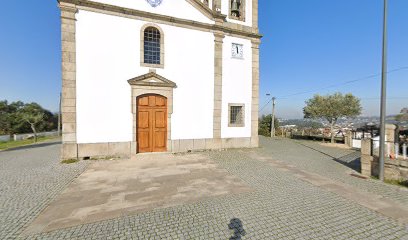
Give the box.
[379,0,388,181]
[271,97,276,137]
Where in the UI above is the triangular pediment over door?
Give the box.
[128,71,176,155]
[127,72,177,88]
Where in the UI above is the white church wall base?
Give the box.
[61,137,259,160]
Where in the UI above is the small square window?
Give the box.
[229,104,245,127]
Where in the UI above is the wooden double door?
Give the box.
[137,95,167,153]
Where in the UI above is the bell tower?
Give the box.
[231,0,241,18]
[229,0,245,21]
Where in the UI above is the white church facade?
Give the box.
[59,0,261,159]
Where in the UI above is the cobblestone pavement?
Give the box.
[258,137,408,206]
[16,139,408,239]
[0,141,89,239]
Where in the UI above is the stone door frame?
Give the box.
[128,71,177,154]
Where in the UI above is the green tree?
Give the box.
[0,100,25,136]
[0,100,10,135]
[303,93,362,143]
[17,103,45,142]
[0,100,58,138]
[258,114,279,137]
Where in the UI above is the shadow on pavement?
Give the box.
[334,152,361,172]
[2,141,61,152]
[229,218,246,240]
[296,141,361,172]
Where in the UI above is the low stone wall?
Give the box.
[345,130,352,148]
[384,158,408,181]
[360,154,375,177]
[1,131,59,142]
[0,135,11,142]
[13,131,59,141]
[361,138,408,182]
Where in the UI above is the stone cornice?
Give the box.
[58,0,262,40]
[59,1,78,19]
[251,38,261,47]
[185,0,226,21]
[59,1,77,11]
[128,72,177,88]
[214,32,225,42]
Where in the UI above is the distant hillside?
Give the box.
[279,119,324,129]
[279,116,408,130]
[395,114,408,121]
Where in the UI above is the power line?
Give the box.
[361,97,408,100]
[277,66,408,99]
[260,97,273,112]
[259,66,408,112]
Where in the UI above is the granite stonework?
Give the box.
[58,0,261,160]
[250,39,260,148]
[213,32,224,139]
[60,2,78,160]
[74,138,254,159]
[361,125,408,182]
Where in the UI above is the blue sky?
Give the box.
[0,0,61,112]
[259,0,408,118]
[0,0,407,119]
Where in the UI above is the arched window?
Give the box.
[143,27,161,65]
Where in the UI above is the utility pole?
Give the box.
[379,0,388,181]
[271,97,276,138]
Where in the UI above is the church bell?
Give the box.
[231,0,241,17]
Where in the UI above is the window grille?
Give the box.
[229,104,245,127]
[144,27,161,65]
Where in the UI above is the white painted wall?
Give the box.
[221,36,252,138]
[76,10,215,143]
[352,139,362,149]
[221,0,253,27]
[91,0,214,24]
